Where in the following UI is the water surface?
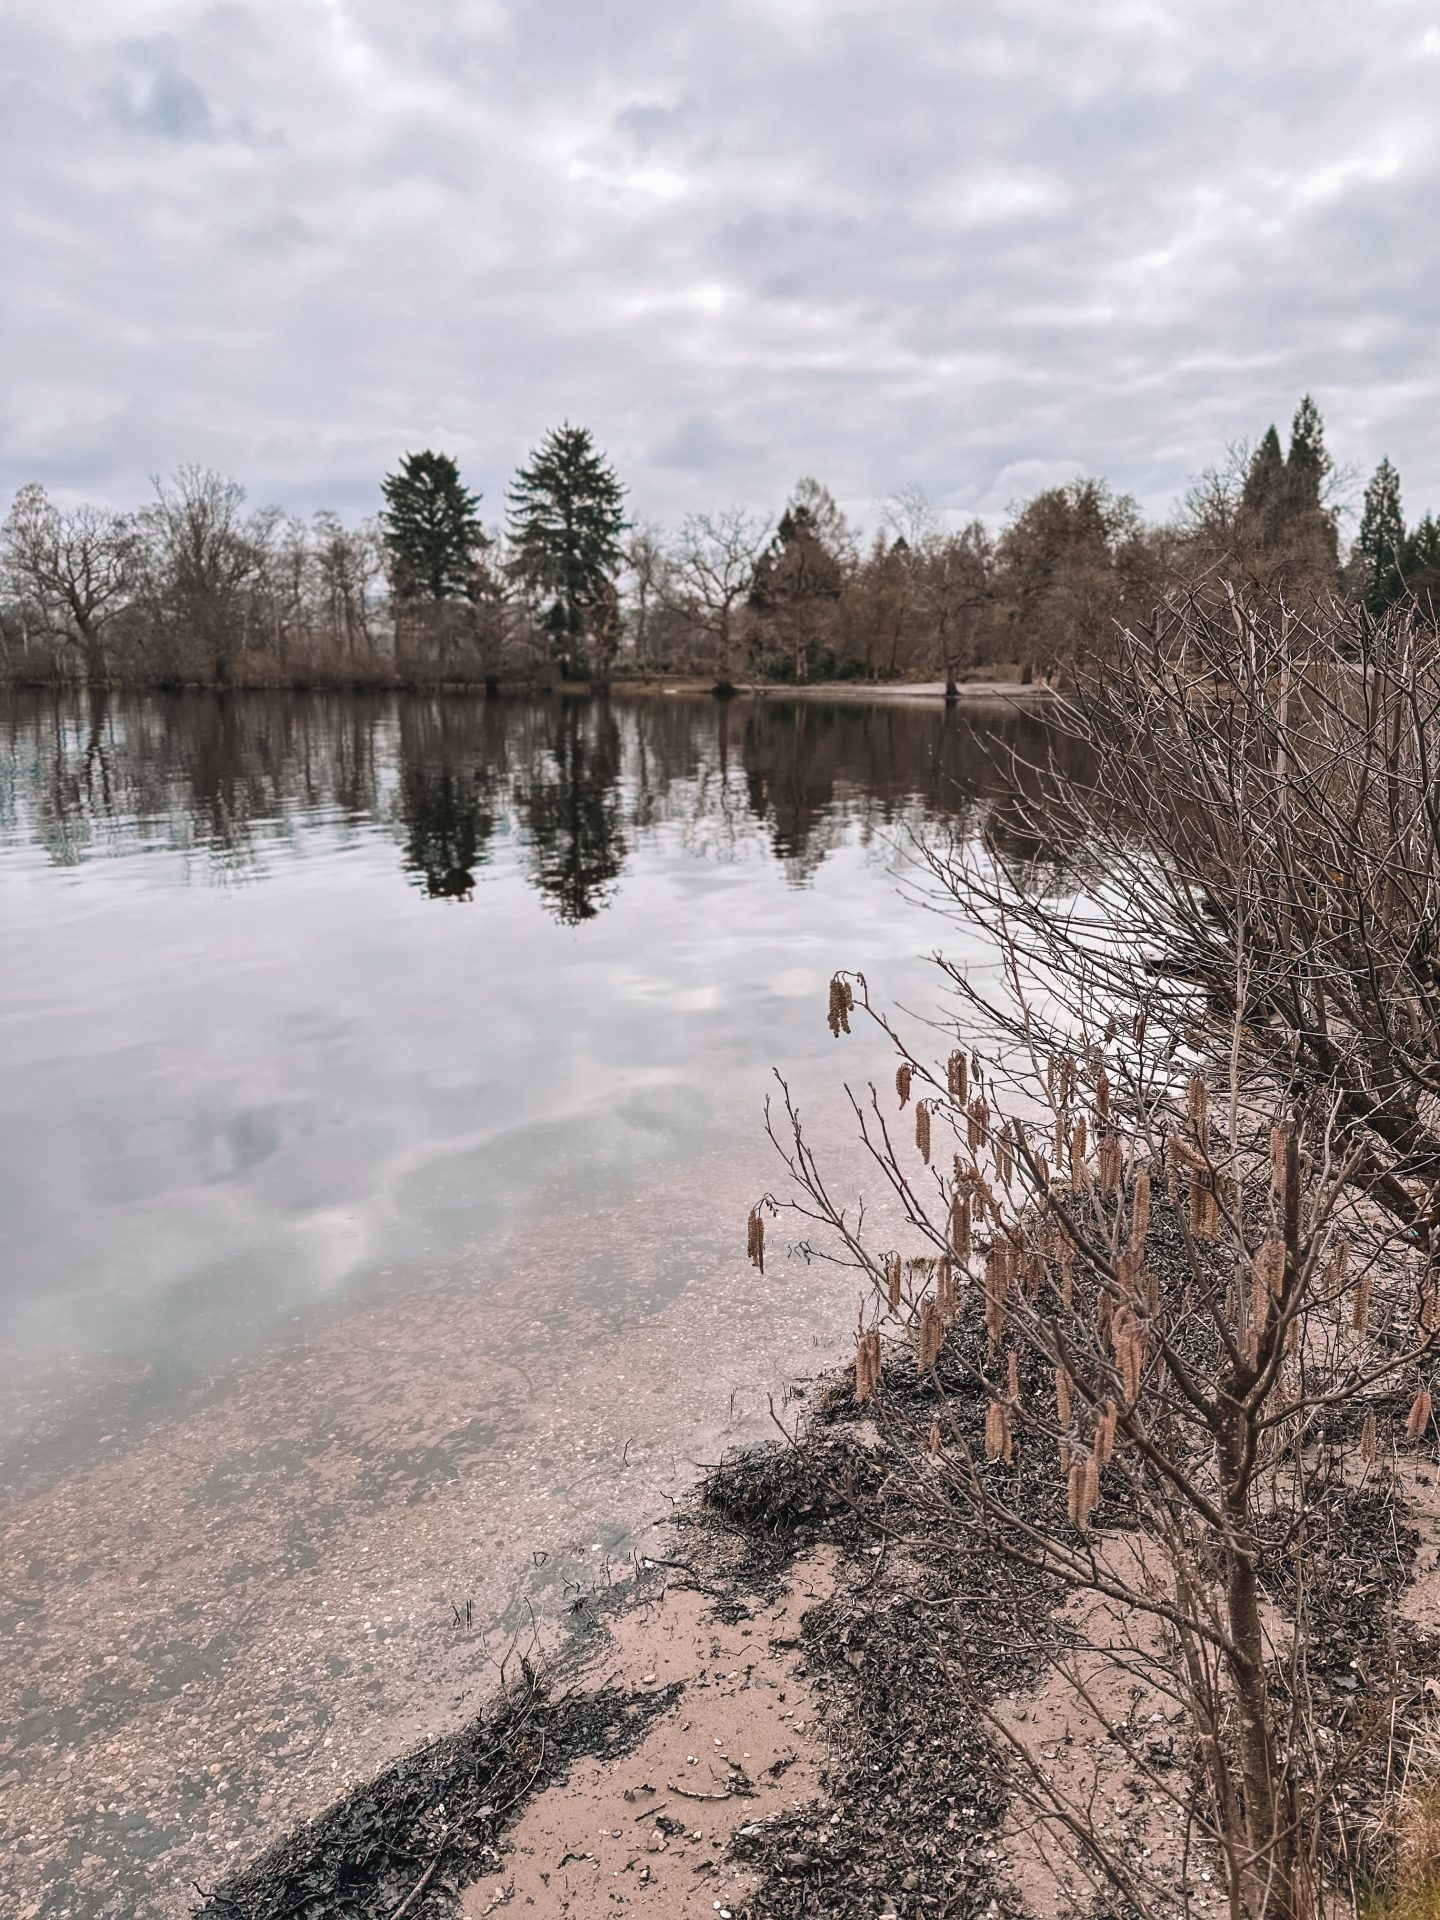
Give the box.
[0,689,1054,1917]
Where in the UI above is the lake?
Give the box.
[0,688,1052,1917]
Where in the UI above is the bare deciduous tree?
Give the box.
[665,507,772,687]
[0,484,137,686]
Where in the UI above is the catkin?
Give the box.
[995,1123,1014,1190]
[1406,1389,1434,1442]
[950,1192,972,1264]
[1007,1349,1021,1406]
[1270,1125,1289,1196]
[1095,1068,1111,1119]
[968,1096,990,1153]
[1360,1409,1379,1464]
[1098,1133,1122,1196]
[886,1253,903,1311]
[855,1328,882,1403]
[917,1298,945,1374]
[827,975,853,1037]
[1252,1240,1285,1330]
[1095,1402,1118,1466]
[1352,1268,1373,1335]
[937,1256,957,1325]
[747,1207,765,1274]
[984,1401,1013,1463]
[948,1049,968,1103]
[1129,1170,1151,1255]
[916,1101,932,1163]
[1188,1171,1218,1242]
[1188,1072,1209,1137]
[1055,1368,1072,1426]
[896,1062,912,1109]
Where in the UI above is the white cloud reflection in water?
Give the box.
[0,691,1061,1379]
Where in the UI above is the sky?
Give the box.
[3,1,1438,537]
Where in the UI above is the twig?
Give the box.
[389,1854,440,1920]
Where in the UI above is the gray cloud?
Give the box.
[2,1,1438,533]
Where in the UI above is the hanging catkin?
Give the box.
[747,1207,765,1274]
[1098,1133,1122,1196]
[1095,1068,1111,1119]
[896,1062,913,1109]
[950,1192,972,1264]
[1188,1171,1218,1242]
[1352,1268,1373,1335]
[855,1328,882,1403]
[827,975,853,1037]
[1360,1409,1379,1464]
[916,1100,932,1163]
[1129,1170,1151,1255]
[948,1049,968,1103]
[1251,1240,1285,1330]
[886,1253,903,1311]
[1055,1368,1072,1426]
[968,1096,990,1152]
[1406,1389,1434,1441]
[917,1298,944,1374]
[1007,1348,1021,1407]
[1270,1125,1289,1195]
[937,1255,957,1324]
[1095,1402,1118,1466]
[995,1123,1014,1190]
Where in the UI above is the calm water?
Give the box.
[0,689,1050,1388]
[0,688,1057,1917]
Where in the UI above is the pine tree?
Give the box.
[506,425,627,675]
[1356,458,1407,613]
[1285,394,1332,510]
[1404,515,1440,617]
[380,452,485,601]
[1240,425,1286,521]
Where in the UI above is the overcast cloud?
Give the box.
[2,1,1438,534]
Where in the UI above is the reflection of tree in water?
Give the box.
[516,701,627,924]
[399,767,494,899]
[393,699,501,900]
[0,687,1091,913]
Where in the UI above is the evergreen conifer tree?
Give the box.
[1404,515,1440,615]
[1240,425,1286,521]
[380,452,485,601]
[1356,458,1407,613]
[506,425,627,675]
[1285,394,1331,510]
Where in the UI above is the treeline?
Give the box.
[1,399,1434,692]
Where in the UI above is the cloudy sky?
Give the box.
[3,1,1438,535]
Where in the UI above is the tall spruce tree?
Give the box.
[380,451,485,601]
[1285,394,1331,510]
[1405,515,1440,615]
[1240,425,1286,521]
[506,424,627,675]
[1356,458,1407,613]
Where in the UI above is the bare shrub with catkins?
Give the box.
[752,598,1440,1918]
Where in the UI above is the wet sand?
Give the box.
[0,1121,858,1919]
